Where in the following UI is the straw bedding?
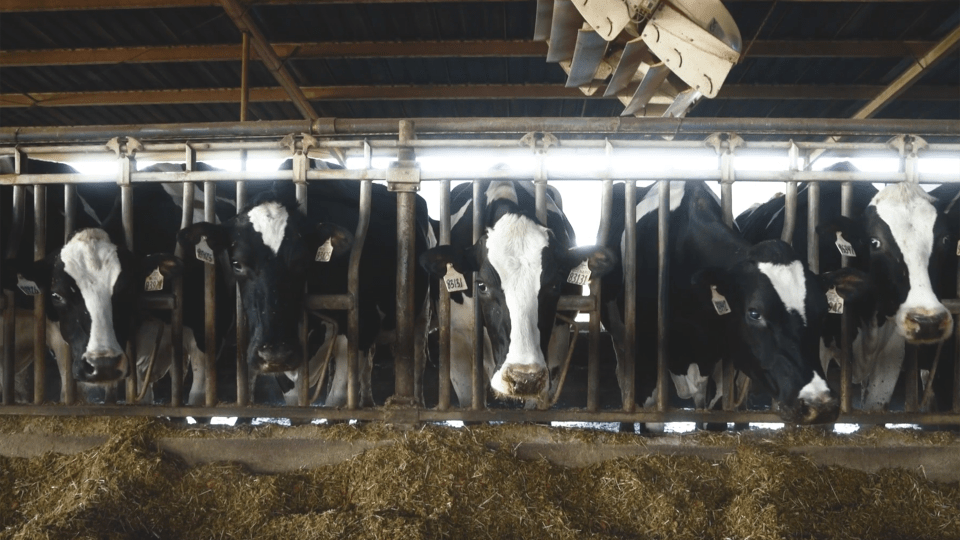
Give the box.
[0,417,958,540]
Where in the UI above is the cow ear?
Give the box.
[13,255,55,293]
[691,267,737,307]
[419,245,477,278]
[142,253,183,282]
[817,216,866,247]
[314,223,354,262]
[178,222,227,253]
[819,267,873,304]
[562,245,618,279]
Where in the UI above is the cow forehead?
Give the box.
[757,260,808,325]
[485,214,550,283]
[871,183,937,257]
[60,229,122,290]
[247,201,289,255]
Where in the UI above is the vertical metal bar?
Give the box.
[5,186,26,260]
[472,179,485,411]
[393,120,417,403]
[33,184,45,405]
[622,180,636,412]
[347,142,372,410]
[719,149,735,411]
[807,181,820,274]
[171,172,193,408]
[955,201,960,414]
[64,185,76,239]
[534,150,548,226]
[2,291,14,405]
[120,155,137,403]
[235,150,249,407]
[840,181,853,414]
[589,141,614,412]
[781,142,799,245]
[438,178,452,411]
[293,153,309,407]
[904,345,919,412]
[656,180,670,413]
[203,180,217,408]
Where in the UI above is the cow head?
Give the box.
[820,182,954,344]
[696,240,863,424]
[421,213,616,400]
[178,196,352,374]
[17,228,179,384]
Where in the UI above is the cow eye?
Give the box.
[747,309,762,321]
[51,292,65,305]
[476,281,487,293]
[231,260,243,273]
[870,238,881,250]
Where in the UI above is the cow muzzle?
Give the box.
[492,363,548,399]
[901,308,953,344]
[253,343,299,373]
[77,351,128,383]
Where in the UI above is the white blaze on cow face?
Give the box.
[60,229,124,359]
[872,183,952,342]
[248,201,289,255]
[757,260,808,325]
[485,213,550,397]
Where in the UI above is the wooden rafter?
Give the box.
[2,84,955,108]
[0,40,940,68]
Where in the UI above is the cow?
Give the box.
[736,163,954,411]
[178,158,434,408]
[419,178,616,407]
[601,180,849,426]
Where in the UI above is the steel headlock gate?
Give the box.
[1,117,959,427]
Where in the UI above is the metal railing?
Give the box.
[1,117,959,426]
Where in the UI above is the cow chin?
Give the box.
[780,396,840,425]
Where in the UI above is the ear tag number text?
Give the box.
[443,263,468,292]
[826,287,844,314]
[835,232,856,257]
[196,236,215,265]
[315,238,334,262]
[17,274,41,296]
[144,268,164,292]
[567,260,591,286]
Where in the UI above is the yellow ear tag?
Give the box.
[443,263,468,293]
[144,268,164,292]
[195,236,215,265]
[835,231,856,257]
[567,260,591,286]
[710,285,731,316]
[826,287,844,314]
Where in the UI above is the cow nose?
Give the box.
[904,310,953,343]
[501,365,548,397]
[254,344,297,373]
[797,397,840,425]
[77,353,126,382]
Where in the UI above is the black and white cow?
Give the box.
[737,164,954,410]
[602,180,846,424]
[178,159,434,407]
[419,179,616,406]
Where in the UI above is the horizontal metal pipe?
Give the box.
[0,404,956,425]
[304,294,354,311]
[3,118,957,144]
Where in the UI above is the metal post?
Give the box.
[781,142,799,245]
[118,152,137,403]
[807,180,820,275]
[622,180,636,412]
[235,150,249,407]
[391,120,418,405]
[589,140,614,412]
[840,181,853,414]
[293,152,309,407]
[33,182,45,405]
[472,179,485,410]
[438,177,452,411]
[534,149,548,226]
[656,180,670,413]
[171,155,194,408]
[64,185,76,239]
[347,142,373,410]
[204,179,217,408]
[2,291,14,405]
[719,143,735,411]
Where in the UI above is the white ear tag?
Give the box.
[835,231,856,257]
[144,268,164,292]
[195,236,215,265]
[315,238,334,262]
[826,287,844,314]
[710,285,731,316]
[443,263,468,293]
[16,274,41,296]
[567,260,591,286]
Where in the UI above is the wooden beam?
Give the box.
[1,40,940,68]
[0,0,940,12]
[2,84,955,108]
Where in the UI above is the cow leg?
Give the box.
[360,345,376,408]
[184,327,206,407]
[413,295,432,407]
[603,299,632,408]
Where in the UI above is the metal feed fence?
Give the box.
[1,117,959,426]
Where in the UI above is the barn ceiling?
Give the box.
[0,0,958,130]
